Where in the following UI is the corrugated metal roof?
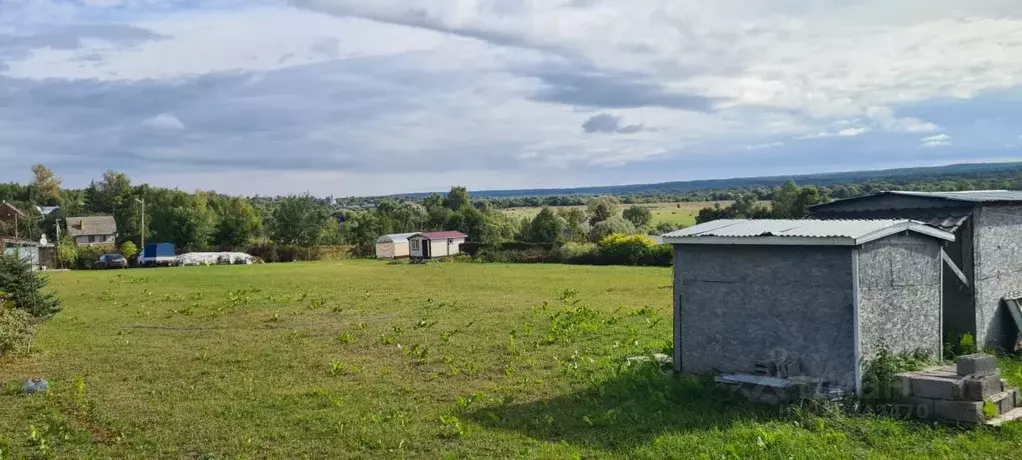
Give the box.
[888,190,1022,202]
[662,219,954,246]
[417,231,468,240]
[376,233,418,244]
[810,209,972,232]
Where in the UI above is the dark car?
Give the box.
[97,254,129,269]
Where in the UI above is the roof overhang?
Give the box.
[663,221,955,246]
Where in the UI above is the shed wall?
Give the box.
[430,239,448,257]
[393,242,409,258]
[974,205,1022,349]
[376,242,395,259]
[674,245,857,388]
[857,234,943,362]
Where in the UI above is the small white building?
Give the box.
[408,231,468,259]
[375,233,418,259]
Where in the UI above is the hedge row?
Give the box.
[473,234,672,267]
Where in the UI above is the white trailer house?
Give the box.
[408,231,468,259]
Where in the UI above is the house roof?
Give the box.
[0,202,26,218]
[413,231,469,240]
[376,233,418,244]
[812,190,1022,211]
[662,219,954,246]
[66,216,117,237]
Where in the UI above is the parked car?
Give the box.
[97,253,129,269]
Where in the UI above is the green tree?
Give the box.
[29,164,61,206]
[588,216,636,242]
[340,211,382,256]
[444,186,470,211]
[270,195,330,247]
[150,206,210,251]
[770,180,802,219]
[558,208,590,242]
[622,205,653,228]
[586,196,620,224]
[213,199,263,249]
[524,208,566,244]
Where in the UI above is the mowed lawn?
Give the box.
[502,202,731,228]
[4,261,1022,458]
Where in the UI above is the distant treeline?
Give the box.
[333,161,1022,209]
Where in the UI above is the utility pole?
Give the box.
[136,197,145,259]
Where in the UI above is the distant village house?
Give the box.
[67,216,117,247]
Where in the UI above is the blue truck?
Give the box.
[138,243,176,267]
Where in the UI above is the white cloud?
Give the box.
[745,141,784,150]
[141,113,185,130]
[920,133,952,148]
[838,127,869,137]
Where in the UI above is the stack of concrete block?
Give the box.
[897,354,1020,423]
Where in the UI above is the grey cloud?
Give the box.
[582,113,644,134]
[0,24,166,62]
[563,0,601,8]
[0,56,532,178]
[520,63,719,111]
[295,1,580,59]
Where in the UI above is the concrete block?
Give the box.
[1013,388,1022,408]
[933,399,986,423]
[1002,379,1010,393]
[957,354,998,376]
[989,391,1015,415]
[963,370,1003,401]
[895,373,915,398]
[898,397,934,419]
[911,373,964,400]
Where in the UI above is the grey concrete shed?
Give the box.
[811,190,1022,350]
[663,219,955,393]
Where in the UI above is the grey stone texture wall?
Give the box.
[857,233,943,362]
[974,205,1022,349]
[674,245,857,388]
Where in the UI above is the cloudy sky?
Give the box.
[2,0,1021,196]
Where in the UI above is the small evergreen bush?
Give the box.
[0,254,62,317]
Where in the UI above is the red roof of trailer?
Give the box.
[415,231,468,240]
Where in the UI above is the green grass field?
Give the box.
[501,202,736,229]
[5,261,1022,458]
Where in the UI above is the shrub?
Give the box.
[247,243,322,263]
[0,254,61,317]
[120,241,139,262]
[476,248,554,264]
[644,244,674,267]
[56,241,78,269]
[73,245,115,270]
[0,302,35,357]
[597,233,657,265]
[555,242,599,264]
